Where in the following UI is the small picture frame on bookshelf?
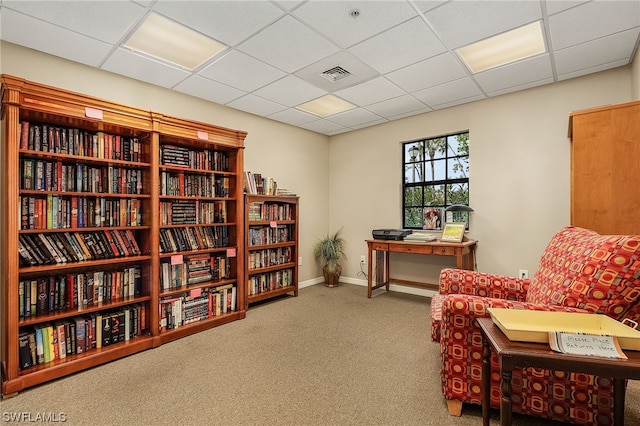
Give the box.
[441,222,466,242]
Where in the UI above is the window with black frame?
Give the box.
[402,131,470,230]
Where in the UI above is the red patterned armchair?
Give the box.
[430,226,640,425]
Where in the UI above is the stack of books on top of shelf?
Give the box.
[244,171,279,195]
[276,188,297,196]
[404,231,437,242]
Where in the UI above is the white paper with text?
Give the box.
[549,332,628,359]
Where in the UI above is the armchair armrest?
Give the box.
[439,268,529,301]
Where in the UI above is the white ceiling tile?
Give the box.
[485,77,553,97]
[557,59,629,81]
[549,0,640,50]
[237,15,340,73]
[272,1,305,11]
[300,119,348,134]
[335,77,405,106]
[430,94,486,110]
[151,1,285,47]
[1,8,113,67]
[545,1,589,16]
[326,108,383,127]
[349,118,388,130]
[386,107,432,121]
[554,29,639,76]
[101,48,191,88]
[413,77,483,107]
[473,54,553,94]
[364,94,430,118]
[386,53,467,92]
[198,50,286,92]
[292,0,418,48]
[267,108,318,126]
[2,0,146,44]
[227,93,288,117]
[349,16,446,74]
[173,75,245,105]
[294,50,379,92]
[253,75,326,107]
[425,0,542,48]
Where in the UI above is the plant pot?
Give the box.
[323,264,342,288]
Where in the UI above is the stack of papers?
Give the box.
[404,232,437,242]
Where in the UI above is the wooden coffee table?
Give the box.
[477,317,640,426]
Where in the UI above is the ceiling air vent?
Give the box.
[320,66,351,82]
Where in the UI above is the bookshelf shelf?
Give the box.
[245,194,299,307]
[1,75,247,396]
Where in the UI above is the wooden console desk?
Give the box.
[366,239,477,298]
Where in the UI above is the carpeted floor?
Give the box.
[1,283,638,425]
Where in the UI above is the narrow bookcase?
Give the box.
[152,113,247,345]
[0,75,246,396]
[245,195,299,307]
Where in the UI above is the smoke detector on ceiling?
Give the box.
[320,66,352,83]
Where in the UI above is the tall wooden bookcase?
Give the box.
[245,195,299,307]
[568,101,640,234]
[0,75,247,396]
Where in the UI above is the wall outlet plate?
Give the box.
[519,269,529,279]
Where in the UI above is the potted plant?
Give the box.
[313,228,347,288]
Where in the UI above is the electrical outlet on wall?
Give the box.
[360,255,366,264]
[519,269,529,279]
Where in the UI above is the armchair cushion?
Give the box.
[526,226,640,320]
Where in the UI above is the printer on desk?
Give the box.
[372,229,412,240]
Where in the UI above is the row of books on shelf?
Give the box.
[21,195,142,230]
[159,226,229,253]
[160,171,229,198]
[21,158,145,195]
[18,266,141,319]
[160,253,231,290]
[160,200,226,225]
[244,171,278,195]
[247,247,293,270]
[160,145,229,171]
[248,270,294,296]
[20,121,143,162]
[18,230,141,266]
[18,304,146,370]
[159,284,236,331]
[247,202,295,221]
[247,225,292,246]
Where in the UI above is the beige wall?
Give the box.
[0,41,329,284]
[1,41,637,295]
[330,66,633,293]
[632,46,640,100]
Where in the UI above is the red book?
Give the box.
[20,121,29,149]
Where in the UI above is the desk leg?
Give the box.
[367,247,373,298]
[614,378,625,425]
[500,359,513,426]
[482,337,491,426]
[384,250,390,291]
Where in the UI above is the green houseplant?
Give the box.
[313,228,347,288]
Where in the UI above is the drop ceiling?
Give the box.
[1,0,639,136]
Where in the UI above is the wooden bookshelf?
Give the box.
[0,75,247,396]
[152,113,247,346]
[245,195,299,307]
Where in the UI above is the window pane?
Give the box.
[425,159,447,182]
[404,207,423,228]
[404,186,423,207]
[424,184,445,205]
[424,137,446,160]
[404,164,423,183]
[448,156,469,179]
[446,182,469,205]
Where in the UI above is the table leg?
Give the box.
[482,336,491,426]
[384,250,390,291]
[500,360,513,426]
[367,247,373,298]
[614,378,625,425]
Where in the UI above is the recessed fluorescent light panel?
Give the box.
[124,13,226,70]
[457,21,546,73]
[296,95,356,117]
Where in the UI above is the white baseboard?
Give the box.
[299,276,436,298]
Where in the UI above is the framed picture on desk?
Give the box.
[441,222,466,242]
